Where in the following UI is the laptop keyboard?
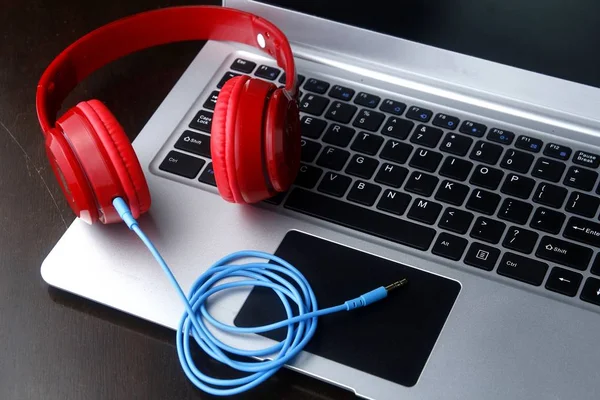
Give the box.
[157,57,600,310]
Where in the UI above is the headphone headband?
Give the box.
[36,6,297,134]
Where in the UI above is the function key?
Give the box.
[189,110,213,133]
[432,113,460,130]
[459,120,487,137]
[217,71,240,88]
[380,99,407,115]
[230,58,256,73]
[278,73,306,87]
[573,150,600,169]
[159,151,205,179]
[487,128,514,145]
[255,65,281,80]
[304,78,330,94]
[515,135,543,153]
[544,143,572,160]
[202,90,219,111]
[405,106,433,122]
[329,85,355,101]
[199,162,216,186]
[354,92,381,108]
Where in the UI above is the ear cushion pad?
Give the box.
[211,75,250,203]
[75,100,151,218]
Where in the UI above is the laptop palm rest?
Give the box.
[234,230,461,387]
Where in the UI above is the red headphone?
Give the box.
[36,6,301,225]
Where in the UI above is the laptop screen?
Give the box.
[256,1,600,90]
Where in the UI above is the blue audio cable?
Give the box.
[113,197,407,396]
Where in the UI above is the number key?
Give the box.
[439,132,473,156]
[300,93,330,115]
[381,117,414,140]
[469,140,503,165]
[410,125,443,148]
[500,149,534,173]
[325,101,358,124]
[352,109,385,132]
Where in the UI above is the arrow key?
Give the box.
[545,267,582,297]
[580,277,600,306]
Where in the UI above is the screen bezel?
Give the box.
[225,0,600,129]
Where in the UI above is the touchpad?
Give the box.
[234,231,461,387]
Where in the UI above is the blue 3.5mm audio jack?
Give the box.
[113,197,408,397]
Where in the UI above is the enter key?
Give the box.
[536,236,593,271]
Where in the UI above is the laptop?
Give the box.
[41,1,600,399]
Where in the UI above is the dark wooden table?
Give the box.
[0,1,353,398]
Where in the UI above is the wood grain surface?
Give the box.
[0,1,354,399]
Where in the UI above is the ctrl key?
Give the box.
[159,151,205,179]
[580,277,600,306]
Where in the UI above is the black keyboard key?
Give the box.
[300,93,330,116]
[345,154,379,179]
[592,254,600,276]
[300,116,327,139]
[405,106,432,122]
[329,85,355,101]
[580,277,600,306]
[530,207,565,234]
[285,188,436,250]
[317,172,352,197]
[500,173,535,199]
[198,162,216,186]
[545,267,582,297]
[374,163,408,188]
[498,198,533,225]
[469,140,503,165]
[469,165,504,190]
[487,128,514,145]
[407,198,442,224]
[316,146,350,171]
[459,120,487,137]
[500,149,534,173]
[502,226,538,254]
[295,164,323,188]
[565,191,600,218]
[439,156,473,182]
[434,180,469,206]
[470,217,506,244]
[563,216,600,248]
[532,182,567,209]
[432,233,468,261]
[255,65,280,80]
[217,71,240,88]
[263,192,287,205]
[544,143,572,161]
[350,132,384,155]
[203,90,219,110]
[380,140,413,164]
[174,131,211,157]
[432,113,459,130]
[573,151,600,169]
[404,171,439,196]
[532,158,566,182]
[159,151,204,178]
[379,99,406,115]
[440,133,473,156]
[438,208,474,234]
[466,189,501,215]
[515,135,543,153]
[464,242,500,271]
[377,189,412,215]
[304,78,330,94]
[381,117,414,140]
[354,92,380,108]
[189,110,213,133]
[322,124,355,147]
[536,236,592,271]
[324,101,358,124]
[409,148,443,172]
[278,73,305,87]
[564,166,598,191]
[230,58,256,73]
[353,109,385,132]
[410,125,443,148]
[300,139,322,163]
[497,252,548,286]
[347,180,382,206]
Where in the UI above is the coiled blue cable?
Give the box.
[113,197,406,396]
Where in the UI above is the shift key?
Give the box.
[564,217,600,248]
[535,236,592,271]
